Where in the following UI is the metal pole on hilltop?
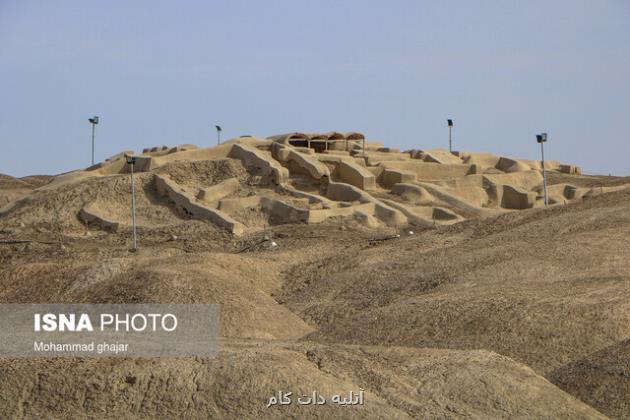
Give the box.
[126,155,138,251]
[88,116,99,165]
[216,125,222,145]
[447,119,453,153]
[536,133,549,206]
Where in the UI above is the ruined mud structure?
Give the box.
[3,132,597,236]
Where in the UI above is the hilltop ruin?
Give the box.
[2,132,604,236]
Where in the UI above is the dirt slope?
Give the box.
[0,344,605,419]
[549,339,630,419]
[1,155,628,417]
[0,174,40,208]
[279,189,630,373]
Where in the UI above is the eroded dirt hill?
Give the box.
[1,137,628,418]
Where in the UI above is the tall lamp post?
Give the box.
[536,132,549,206]
[88,116,99,165]
[215,125,222,145]
[447,119,453,153]
[125,155,138,252]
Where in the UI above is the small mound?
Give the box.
[0,174,30,189]
[216,192,312,231]
[0,252,312,340]
[155,159,250,191]
[18,175,53,188]
[0,172,187,232]
[549,339,630,419]
[0,174,36,208]
[84,175,183,228]
[548,172,630,188]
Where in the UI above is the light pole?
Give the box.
[125,155,138,252]
[88,116,99,165]
[215,125,222,145]
[536,132,548,206]
[447,119,453,153]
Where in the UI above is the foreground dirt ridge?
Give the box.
[1,135,628,418]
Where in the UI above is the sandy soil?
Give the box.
[0,163,628,418]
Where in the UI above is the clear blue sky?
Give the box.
[1,0,628,177]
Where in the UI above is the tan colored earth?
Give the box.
[1,133,629,419]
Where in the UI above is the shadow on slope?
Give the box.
[280,189,630,377]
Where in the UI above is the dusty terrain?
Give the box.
[0,134,628,418]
